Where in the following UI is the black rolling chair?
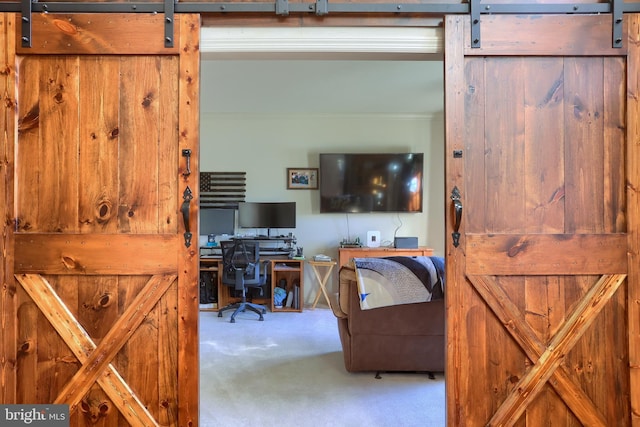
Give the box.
[218,239,268,323]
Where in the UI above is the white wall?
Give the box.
[200,112,445,302]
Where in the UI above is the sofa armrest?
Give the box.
[331,266,356,319]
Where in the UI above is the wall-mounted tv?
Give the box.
[319,153,423,213]
[238,202,297,230]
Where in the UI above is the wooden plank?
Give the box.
[444,14,469,427]
[524,57,565,234]
[118,56,161,233]
[158,56,179,235]
[39,56,81,233]
[484,58,525,233]
[78,56,120,234]
[47,276,80,401]
[603,56,626,233]
[127,276,160,422]
[489,273,626,426]
[158,280,179,426]
[457,66,487,423]
[464,15,628,57]
[466,233,628,275]
[463,57,485,233]
[14,233,178,274]
[17,13,179,55]
[15,56,42,232]
[15,273,160,426]
[137,55,179,424]
[0,12,17,404]
[626,14,640,427]
[461,54,494,424]
[177,14,200,427]
[564,57,605,234]
[16,288,38,403]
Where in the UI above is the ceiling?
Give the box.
[200,59,445,115]
[198,27,445,115]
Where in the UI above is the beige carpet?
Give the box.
[199,306,445,427]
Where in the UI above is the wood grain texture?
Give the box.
[0,13,17,404]
[14,233,178,274]
[177,14,201,427]
[9,12,199,426]
[17,14,179,55]
[78,57,120,234]
[626,14,640,427]
[470,274,608,427]
[51,274,176,413]
[118,56,162,233]
[16,273,160,426]
[444,14,470,427]
[487,274,626,426]
[447,13,632,427]
[464,14,628,56]
[466,233,628,275]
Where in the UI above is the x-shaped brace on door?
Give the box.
[16,273,177,426]
[468,273,626,426]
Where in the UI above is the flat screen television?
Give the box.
[200,208,235,236]
[319,153,424,213]
[237,202,296,231]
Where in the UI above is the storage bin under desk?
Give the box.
[270,259,304,312]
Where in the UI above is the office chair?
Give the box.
[218,239,268,323]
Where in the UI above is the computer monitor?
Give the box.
[200,208,235,236]
[237,202,296,231]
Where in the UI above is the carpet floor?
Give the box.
[199,306,445,427]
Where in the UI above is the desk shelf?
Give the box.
[270,259,304,313]
[199,257,220,312]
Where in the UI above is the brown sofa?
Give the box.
[331,263,445,373]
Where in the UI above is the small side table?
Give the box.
[308,259,337,310]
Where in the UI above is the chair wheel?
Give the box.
[261,308,267,314]
[230,318,236,323]
[218,312,222,317]
[258,316,264,321]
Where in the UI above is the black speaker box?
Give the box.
[394,237,418,249]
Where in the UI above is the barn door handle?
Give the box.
[181,186,193,247]
[182,149,192,177]
[451,186,462,248]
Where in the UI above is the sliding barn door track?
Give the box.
[6,0,637,50]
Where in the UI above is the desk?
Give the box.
[199,250,303,312]
[338,246,434,269]
[308,259,337,310]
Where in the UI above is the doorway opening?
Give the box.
[197,25,446,426]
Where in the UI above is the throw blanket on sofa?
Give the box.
[353,256,444,310]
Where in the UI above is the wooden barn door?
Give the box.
[445,14,639,426]
[1,13,200,426]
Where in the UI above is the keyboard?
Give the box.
[259,248,291,256]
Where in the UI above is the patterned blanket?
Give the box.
[353,256,445,310]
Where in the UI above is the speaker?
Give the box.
[366,231,381,248]
[394,237,418,249]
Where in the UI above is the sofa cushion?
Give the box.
[348,282,445,337]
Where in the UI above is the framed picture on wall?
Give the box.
[287,168,319,190]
